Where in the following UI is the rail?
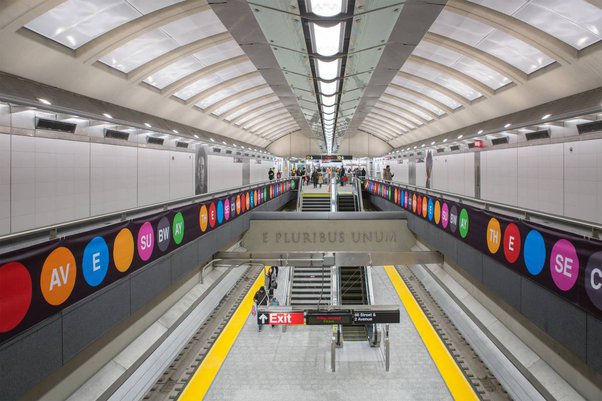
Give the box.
[330,179,338,212]
[367,177,602,238]
[0,178,294,246]
[296,175,304,211]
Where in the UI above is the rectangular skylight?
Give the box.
[316,59,340,81]
[311,22,343,57]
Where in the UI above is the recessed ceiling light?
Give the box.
[173,129,179,134]
[144,123,152,128]
[477,130,483,134]
[103,113,113,119]
[421,144,425,147]
[504,123,511,128]
[431,141,435,145]
[442,138,447,143]
[541,114,551,120]
[194,134,199,138]
[210,138,215,142]
[37,98,51,105]
[457,134,463,139]
[233,144,237,147]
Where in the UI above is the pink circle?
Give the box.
[137,222,154,261]
[224,198,231,221]
[549,239,579,291]
[404,192,408,208]
[441,203,449,229]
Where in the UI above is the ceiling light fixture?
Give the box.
[457,134,463,139]
[504,123,511,128]
[312,23,342,57]
[542,114,551,120]
[309,0,343,17]
[194,134,199,139]
[431,141,435,145]
[442,138,447,143]
[144,123,152,128]
[37,98,51,105]
[103,113,113,119]
[173,129,179,134]
[210,138,215,142]
[477,130,483,134]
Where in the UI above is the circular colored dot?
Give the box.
[217,200,225,224]
[82,236,109,287]
[503,223,521,264]
[137,222,154,261]
[172,212,185,245]
[230,196,236,218]
[241,194,246,213]
[422,197,428,218]
[523,230,546,276]
[291,180,296,190]
[41,247,77,306]
[458,209,469,238]
[209,202,217,228]
[224,198,231,221]
[434,200,441,225]
[441,203,449,229]
[199,205,208,232]
[585,252,602,311]
[250,192,254,209]
[0,262,32,333]
[427,198,434,221]
[550,239,579,291]
[113,228,134,272]
[486,218,501,254]
[449,205,458,233]
[236,195,241,215]
[246,192,251,209]
[157,217,171,252]
[413,195,418,214]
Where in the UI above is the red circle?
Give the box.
[0,262,32,333]
[417,196,422,215]
[241,194,246,213]
[503,223,521,263]
[209,202,217,228]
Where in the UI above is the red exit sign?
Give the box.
[258,312,305,325]
[474,139,484,148]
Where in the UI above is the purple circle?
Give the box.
[224,198,231,221]
[550,239,579,291]
[441,203,449,229]
[137,222,154,261]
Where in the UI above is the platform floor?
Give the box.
[202,267,451,401]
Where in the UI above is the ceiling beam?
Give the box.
[76,0,210,64]
[204,83,270,114]
[372,104,429,125]
[447,0,578,65]
[408,55,496,97]
[358,127,393,143]
[364,117,408,135]
[422,32,527,84]
[386,84,454,114]
[221,94,279,121]
[250,115,293,133]
[185,71,262,106]
[259,122,298,138]
[128,32,232,83]
[397,71,471,107]
[229,100,282,124]
[241,107,287,128]
[362,121,402,139]
[162,54,248,97]
[378,96,439,120]
[2,0,67,32]
[370,108,421,129]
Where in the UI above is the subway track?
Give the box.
[395,265,512,401]
[142,266,261,401]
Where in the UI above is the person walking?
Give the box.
[361,167,366,177]
[268,168,274,181]
[339,167,346,186]
[383,165,392,181]
[311,169,319,188]
[253,286,268,332]
[276,170,282,180]
[318,171,324,188]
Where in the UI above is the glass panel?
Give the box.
[144,56,202,88]
[235,104,282,125]
[160,10,226,46]
[125,0,185,14]
[26,0,141,49]
[173,61,256,100]
[191,41,244,68]
[212,87,273,115]
[376,101,433,121]
[224,96,279,121]
[402,61,482,101]
[393,76,462,109]
[195,76,266,109]
[383,89,446,116]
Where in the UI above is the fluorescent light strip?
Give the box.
[311,22,342,57]
[316,59,340,81]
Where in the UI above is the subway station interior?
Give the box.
[0,1,601,400]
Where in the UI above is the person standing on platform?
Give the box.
[318,171,324,188]
[383,165,392,181]
[361,167,366,177]
[276,170,282,180]
[311,169,319,188]
[268,168,274,181]
[253,286,268,332]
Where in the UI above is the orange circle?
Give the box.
[434,200,441,225]
[113,228,134,273]
[236,195,241,214]
[40,247,77,306]
[486,218,501,254]
[246,192,250,210]
[412,194,417,213]
[199,205,208,232]
[422,198,428,218]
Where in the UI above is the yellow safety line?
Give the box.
[384,265,478,401]
[302,193,331,197]
[179,268,265,401]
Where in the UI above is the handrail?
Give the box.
[367,177,602,238]
[0,178,293,245]
[330,179,338,212]
[296,175,304,211]
[352,176,364,212]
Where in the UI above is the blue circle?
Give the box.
[524,230,546,275]
[217,200,224,224]
[250,191,255,208]
[427,199,434,221]
[82,236,109,287]
[401,191,405,207]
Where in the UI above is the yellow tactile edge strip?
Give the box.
[384,265,479,401]
[179,268,265,400]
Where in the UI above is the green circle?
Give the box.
[291,180,296,190]
[172,212,185,245]
[459,208,469,238]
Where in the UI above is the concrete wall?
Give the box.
[369,194,602,376]
[0,190,295,401]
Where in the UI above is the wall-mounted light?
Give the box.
[477,130,483,134]
[541,114,551,120]
[210,138,215,142]
[37,98,51,105]
[504,123,511,128]
[144,122,152,128]
[457,134,463,139]
[103,113,113,119]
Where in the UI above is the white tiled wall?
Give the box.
[390,161,409,184]
[0,134,10,234]
[138,147,170,206]
[250,159,272,183]
[208,155,243,192]
[416,161,426,187]
[11,136,90,232]
[169,151,194,200]
[564,139,602,224]
[481,148,518,206]
[90,143,138,215]
[517,143,564,215]
[432,153,475,196]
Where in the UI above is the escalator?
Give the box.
[300,195,331,211]
[337,194,356,211]
[339,267,369,342]
[289,266,331,306]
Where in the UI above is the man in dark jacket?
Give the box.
[268,168,274,181]
[254,286,268,331]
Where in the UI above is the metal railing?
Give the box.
[296,176,304,211]
[330,179,338,212]
[367,177,602,239]
[0,178,294,247]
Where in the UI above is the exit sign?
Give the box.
[474,139,484,148]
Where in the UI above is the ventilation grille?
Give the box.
[436,148,445,153]
[104,129,129,141]
[147,136,164,145]
[491,137,509,146]
[450,145,460,151]
[525,129,550,141]
[212,147,221,153]
[225,150,233,154]
[36,118,76,133]
[577,120,602,135]
[236,152,241,156]
[244,153,250,156]
[176,141,189,148]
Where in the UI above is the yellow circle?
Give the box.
[113,228,134,273]
[40,247,77,306]
[199,205,208,232]
[434,200,441,225]
[486,218,502,254]
[412,195,417,213]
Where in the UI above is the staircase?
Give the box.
[301,195,331,212]
[289,266,331,306]
[339,266,369,342]
[337,194,356,211]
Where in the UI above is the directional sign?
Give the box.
[257,312,304,326]
[352,310,400,324]
[305,311,352,325]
